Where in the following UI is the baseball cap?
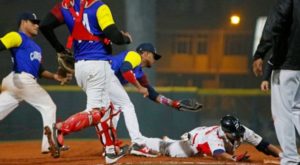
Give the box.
[18,12,40,25]
[136,43,162,60]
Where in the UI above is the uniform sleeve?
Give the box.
[96,4,115,30]
[50,3,64,23]
[207,138,225,156]
[39,3,65,52]
[96,4,131,44]
[242,126,263,146]
[253,0,293,60]
[262,56,274,81]
[124,51,142,69]
[0,32,22,49]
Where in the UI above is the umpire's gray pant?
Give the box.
[271,70,300,165]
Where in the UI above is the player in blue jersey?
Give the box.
[39,0,136,163]
[0,12,71,154]
[107,43,191,156]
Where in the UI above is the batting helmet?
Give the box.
[220,115,245,138]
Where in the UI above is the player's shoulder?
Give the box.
[125,51,141,60]
[1,31,22,42]
[3,31,21,37]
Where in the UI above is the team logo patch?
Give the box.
[30,51,42,62]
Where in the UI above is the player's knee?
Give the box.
[90,109,103,125]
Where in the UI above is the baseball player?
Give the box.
[39,0,133,163]
[143,115,281,162]
[0,12,71,154]
[104,42,202,157]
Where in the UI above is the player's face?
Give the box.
[141,51,155,68]
[225,132,242,141]
[22,20,39,37]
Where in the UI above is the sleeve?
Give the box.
[208,138,226,156]
[39,3,65,52]
[135,71,160,101]
[253,0,293,60]
[145,84,159,101]
[262,56,274,81]
[38,64,46,78]
[242,126,263,146]
[96,4,131,44]
[124,51,142,68]
[0,32,22,49]
[120,51,141,72]
[96,4,115,30]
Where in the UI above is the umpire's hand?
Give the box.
[252,58,263,77]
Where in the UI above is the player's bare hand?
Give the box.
[54,73,73,85]
[260,80,269,92]
[252,58,263,77]
[137,86,149,98]
[121,31,132,43]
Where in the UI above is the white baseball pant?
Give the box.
[0,72,56,153]
[75,60,145,145]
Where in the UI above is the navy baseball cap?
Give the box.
[18,12,40,25]
[136,43,162,60]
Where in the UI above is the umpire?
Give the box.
[253,0,300,164]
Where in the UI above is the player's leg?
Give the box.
[290,71,300,136]
[107,75,158,157]
[75,61,127,163]
[271,70,300,165]
[108,75,144,144]
[0,92,19,120]
[16,73,57,154]
[0,73,21,120]
[144,137,193,157]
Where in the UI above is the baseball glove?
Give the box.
[57,50,75,75]
[177,99,203,112]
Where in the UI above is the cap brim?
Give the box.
[29,19,40,24]
[154,53,162,60]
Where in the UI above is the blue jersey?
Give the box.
[60,0,109,61]
[10,32,42,78]
[109,51,145,85]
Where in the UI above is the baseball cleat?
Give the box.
[44,126,60,158]
[105,145,129,164]
[130,143,159,157]
[60,145,70,151]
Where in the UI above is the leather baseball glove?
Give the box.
[174,99,203,112]
[57,50,75,75]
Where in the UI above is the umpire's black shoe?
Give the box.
[105,145,129,164]
[44,125,60,158]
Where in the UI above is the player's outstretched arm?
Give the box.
[97,4,132,45]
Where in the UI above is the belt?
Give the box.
[13,71,37,80]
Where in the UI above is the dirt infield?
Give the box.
[0,140,279,165]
